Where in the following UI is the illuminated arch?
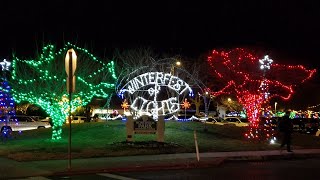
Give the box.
[116,58,206,120]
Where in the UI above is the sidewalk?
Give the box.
[1,149,320,179]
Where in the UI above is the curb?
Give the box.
[3,151,320,179]
[34,154,320,177]
[225,153,320,162]
[52,157,226,176]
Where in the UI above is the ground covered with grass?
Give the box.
[0,120,319,161]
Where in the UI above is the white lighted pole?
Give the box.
[65,48,77,170]
[204,91,209,117]
[274,102,277,116]
[0,59,12,130]
[259,55,273,116]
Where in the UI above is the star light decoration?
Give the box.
[207,48,316,141]
[121,99,130,112]
[0,59,11,71]
[259,55,273,70]
[181,98,191,109]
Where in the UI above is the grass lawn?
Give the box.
[0,120,319,161]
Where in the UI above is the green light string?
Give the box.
[11,43,117,140]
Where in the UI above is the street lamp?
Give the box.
[199,91,214,132]
[170,60,181,75]
[65,48,77,170]
[170,60,181,117]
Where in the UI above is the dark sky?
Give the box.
[1,0,320,109]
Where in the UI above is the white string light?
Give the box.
[118,72,193,120]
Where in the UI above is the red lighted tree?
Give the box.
[207,48,316,140]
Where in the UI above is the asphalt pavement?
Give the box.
[1,148,320,179]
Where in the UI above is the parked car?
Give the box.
[197,115,210,123]
[195,114,226,125]
[0,115,51,132]
[209,117,228,125]
[177,113,195,121]
[91,113,107,122]
[300,118,319,134]
[275,117,319,135]
[204,117,222,124]
[224,117,250,127]
[66,116,86,124]
[291,118,305,132]
[195,112,212,122]
[40,117,53,126]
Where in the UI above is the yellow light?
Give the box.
[176,61,181,66]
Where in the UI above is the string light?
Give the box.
[308,104,320,109]
[0,59,17,138]
[10,43,117,140]
[118,72,193,120]
[207,48,316,141]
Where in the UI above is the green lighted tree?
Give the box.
[10,43,117,140]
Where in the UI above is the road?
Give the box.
[32,158,320,180]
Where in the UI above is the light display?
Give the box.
[256,55,274,140]
[0,59,17,138]
[121,99,130,113]
[118,72,193,120]
[0,59,11,71]
[180,98,191,120]
[207,48,316,141]
[10,43,117,140]
[259,55,273,70]
[181,98,191,109]
[308,104,320,110]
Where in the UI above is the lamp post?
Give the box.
[227,98,232,103]
[198,91,214,131]
[65,49,77,170]
[170,60,181,117]
[204,91,209,117]
[170,60,181,75]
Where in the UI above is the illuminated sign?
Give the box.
[118,72,193,120]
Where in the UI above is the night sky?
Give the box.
[1,0,320,109]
